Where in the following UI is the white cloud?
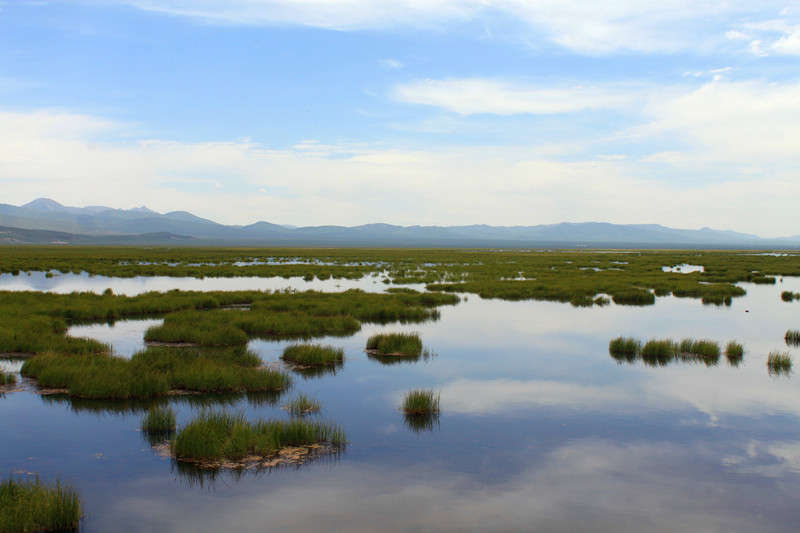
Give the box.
[2,106,799,236]
[100,0,798,55]
[440,378,631,414]
[393,78,639,115]
[640,79,800,163]
[378,58,403,69]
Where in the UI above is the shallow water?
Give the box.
[4,278,800,532]
[0,271,425,296]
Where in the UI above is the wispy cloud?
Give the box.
[104,0,798,55]
[393,78,642,115]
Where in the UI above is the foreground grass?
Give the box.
[281,344,344,366]
[401,388,440,415]
[0,476,82,533]
[366,332,423,356]
[171,411,346,463]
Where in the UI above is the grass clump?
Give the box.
[678,338,721,365]
[283,393,322,416]
[281,344,344,366]
[725,341,744,365]
[767,351,792,375]
[0,476,83,533]
[785,329,800,347]
[611,290,656,306]
[401,388,440,415]
[171,411,346,463]
[781,291,800,302]
[608,337,641,356]
[0,370,16,386]
[141,406,177,434]
[641,339,677,358]
[366,332,423,356]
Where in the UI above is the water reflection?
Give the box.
[38,391,277,416]
[170,449,345,490]
[0,271,426,296]
[367,351,435,366]
[403,413,440,434]
[288,363,343,380]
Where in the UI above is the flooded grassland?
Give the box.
[2,247,800,532]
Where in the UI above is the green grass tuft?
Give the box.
[366,332,423,356]
[401,388,440,415]
[0,476,83,533]
[767,351,792,375]
[0,370,16,386]
[281,344,344,366]
[141,406,177,434]
[725,341,744,365]
[785,329,800,346]
[608,337,641,356]
[283,393,322,416]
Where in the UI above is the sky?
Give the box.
[1,1,799,237]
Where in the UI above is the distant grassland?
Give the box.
[1,247,797,306]
[1,247,798,398]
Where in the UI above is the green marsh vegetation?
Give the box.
[610,336,738,367]
[141,405,177,434]
[781,291,800,302]
[281,344,344,367]
[171,411,346,466]
[767,351,792,376]
[725,341,745,366]
[3,247,799,308]
[785,330,800,347]
[21,346,290,399]
[0,369,16,385]
[366,332,424,356]
[0,286,457,399]
[0,476,83,533]
[283,393,322,416]
[401,388,441,416]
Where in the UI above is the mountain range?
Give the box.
[0,198,797,248]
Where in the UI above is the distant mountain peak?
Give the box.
[22,198,65,211]
[131,206,158,214]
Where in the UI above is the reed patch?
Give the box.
[0,476,83,533]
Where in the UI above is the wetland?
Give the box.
[2,247,800,532]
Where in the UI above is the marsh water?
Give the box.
[3,276,800,532]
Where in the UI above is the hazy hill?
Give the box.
[0,198,796,248]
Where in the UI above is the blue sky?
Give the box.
[1,1,799,236]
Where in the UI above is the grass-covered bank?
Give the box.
[0,476,83,533]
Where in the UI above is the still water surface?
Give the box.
[3,278,800,532]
